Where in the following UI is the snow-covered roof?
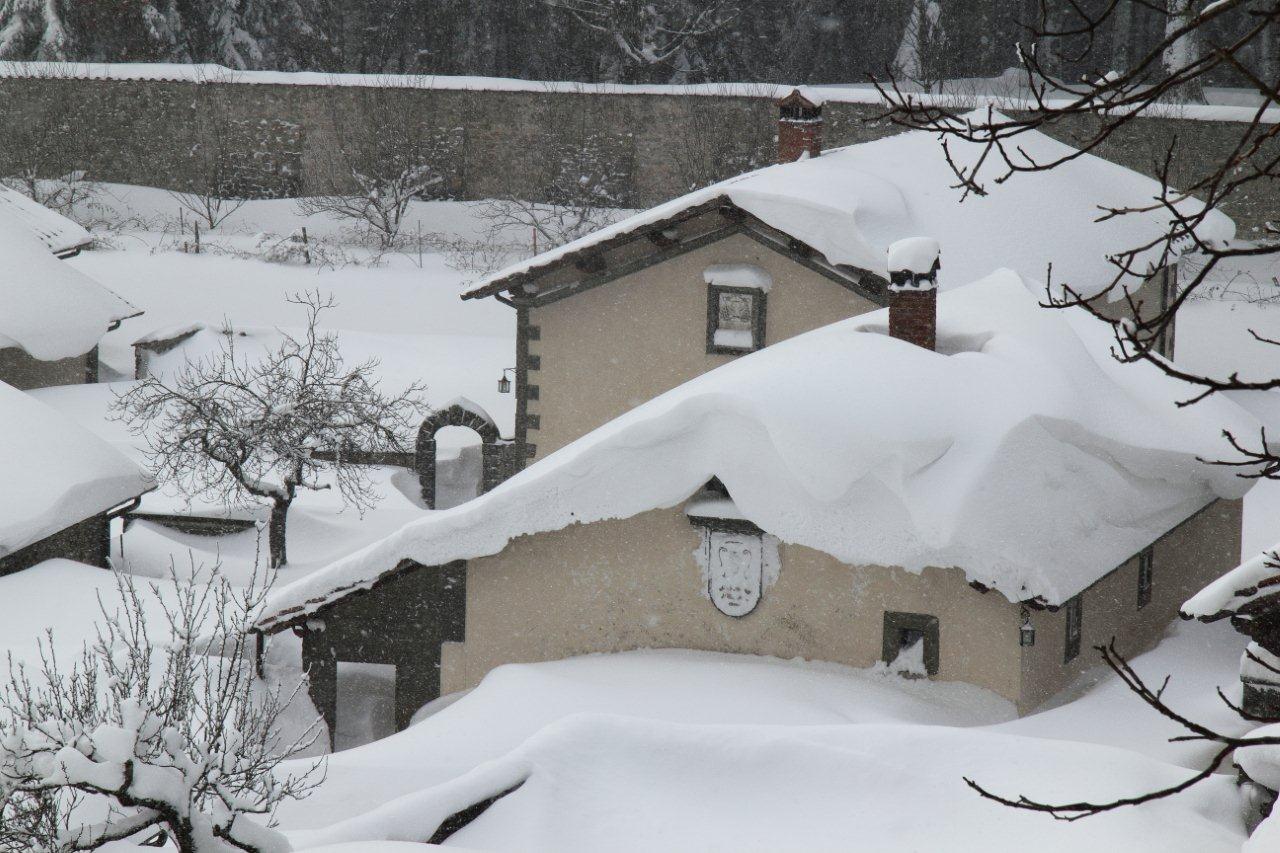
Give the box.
[258,270,1260,629]
[1181,544,1280,620]
[0,186,92,257]
[466,113,1234,303]
[0,209,140,360]
[0,381,153,557]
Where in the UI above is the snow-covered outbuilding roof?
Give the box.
[0,381,153,557]
[0,186,92,257]
[0,209,140,360]
[1181,545,1280,621]
[464,113,1233,304]
[258,271,1259,630]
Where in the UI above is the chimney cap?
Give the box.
[887,237,941,291]
[775,87,825,112]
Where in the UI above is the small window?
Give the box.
[882,612,940,676]
[707,284,766,354]
[1137,547,1154,609]
[1064,595,1083,663]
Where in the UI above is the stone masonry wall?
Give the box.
[0,74,1274,235]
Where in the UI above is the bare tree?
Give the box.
[0,63,101,220]
[477,115,633,252]
[299,81,461,248]
[112,292,426,569]
[0,567,321,852]
[170,73,251,232]
[875,1,1279,402]
[545,0,740,82]
[963,639,1280,820]
[297,163,439,249]
[875,0,1280,823]
[893,0,949,94]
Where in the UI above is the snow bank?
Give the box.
[0,382,153,555]
[274,649,1011,831]
[470,111,1234,302]
[0,209,138,359]
[296,714,1245,853]
[0,185,91,256]
[259,271,1259,627]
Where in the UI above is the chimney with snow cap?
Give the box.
[776,88,823,164]
[886,237,940,351]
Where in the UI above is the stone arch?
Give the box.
[415,398,509,509]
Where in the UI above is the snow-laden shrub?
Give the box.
[0,567,321,853]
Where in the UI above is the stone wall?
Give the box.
[0,74,1274,234]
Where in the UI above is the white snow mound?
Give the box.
[0,382,153,555]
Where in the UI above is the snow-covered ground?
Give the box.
[281,630,1251,853]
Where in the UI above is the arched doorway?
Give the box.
[415,399,512,509]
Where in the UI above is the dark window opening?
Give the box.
[1064,595,1083,663]
[1137,547,1154,610]
[707,284,766,355]
[881,612,940,676]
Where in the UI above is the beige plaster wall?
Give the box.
[440,499,1242,712]
[0,346,92,389]
[526,230,880,459]
[442,506,1024,703]
[1018,498,1243,712]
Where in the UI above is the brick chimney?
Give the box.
[886,237,940,351]
[776,88,823,164]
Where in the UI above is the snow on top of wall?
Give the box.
[2,62,1274,124]
[1181,544,1280,619]
[470,113,1234,303]
[258,270,1260,628]
[0,210,138,360]
[702,263,772,292]
[0,186,92,256]
[0,381,152,556]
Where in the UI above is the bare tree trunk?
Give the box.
[269,499,290,568]
[1111,0,1133,72]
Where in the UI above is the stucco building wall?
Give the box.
[440,498,1242,711]
[443,507,1024,702]
[525,230,880,459]
[1018,497,1243,710]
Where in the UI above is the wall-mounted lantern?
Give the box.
[498,367,515,394]
[1020,607,1036,647]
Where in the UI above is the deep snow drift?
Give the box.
[280,633,1253,853]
